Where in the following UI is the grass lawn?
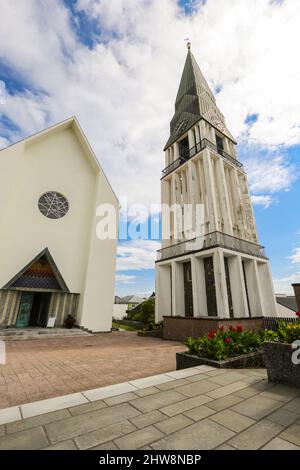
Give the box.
[112,321,140,332]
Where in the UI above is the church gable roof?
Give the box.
[0,116,119,206]
[165,48,236,150]
[3,248,69,292]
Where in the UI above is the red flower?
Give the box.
[219,326,225,332]
[208,330,217,340]
[296,312,300,318]
[225,337,232,344]
[229,325,235,332]
[236,325,244,333]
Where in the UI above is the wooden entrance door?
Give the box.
[16,292,34,328]
[183,262,194,317]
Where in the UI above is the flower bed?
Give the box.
[177,324,266,370]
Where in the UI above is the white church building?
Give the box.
[155,44,277,339]
[0,117,118,332]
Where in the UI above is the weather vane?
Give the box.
[184,38,191,50]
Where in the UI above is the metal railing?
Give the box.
[264,317,299,331]
[157,231,266,261]
[162,138,244,178]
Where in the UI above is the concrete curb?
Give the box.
[0,365,215,425]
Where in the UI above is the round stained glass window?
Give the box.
[38,192,69,219]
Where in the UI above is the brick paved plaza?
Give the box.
[0,366,299,450]
[0,331,183,409]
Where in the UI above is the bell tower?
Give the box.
[155,44,277,335]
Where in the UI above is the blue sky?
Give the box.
[0,0,300,297]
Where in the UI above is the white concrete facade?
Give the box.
[0,117,119,332]
[155,48,277,322]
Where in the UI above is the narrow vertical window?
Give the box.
[183,261,194,317]
[224,257,234,318]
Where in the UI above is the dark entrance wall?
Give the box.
[0,290,80,328]
[163,315,264,341]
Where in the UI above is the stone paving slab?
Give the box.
[130,390,184,413]
[231,395,283,420]
[130,410,166,429]
[75,420,137,450]
[0,366,299,450]
[228,419,284,450]
[151,418,235,450]
[155,414,193,434]
[160,394,213,417]
[45,403,141,444]
[279,423,300,447]
[210,409,255,432]
[0,426,48,450]
[262,437,300,450]
[115,425,164,450]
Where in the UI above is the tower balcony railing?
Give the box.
[157,231,266,261]
[162,138,244,178]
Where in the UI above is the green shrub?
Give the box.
[277,321,300,343]
[263,316,300,344]
[126,297,155,324]
[184,337,200,355]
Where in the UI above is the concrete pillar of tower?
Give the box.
[239,173,258,243]
[187,161,197,237]
[174,141,179,160]
[197,158,207,226]
[230,169,247,238]
[172,260,184,316]
[161,179,171,249]
[214,249,230,318]
[223,137,230,155]
[188,129,195,149]
[199,120,206,140]
[228,255,250,317]
[194,124,200,144]
[190,256,200,317]
[193,256,208,316]
[210,127,217,145]
[202,149,219,233]
[172,172,183,242]
[256,261,277,317]
[155,264,172,322]
[215,159,234,235]
[242,258,264,317]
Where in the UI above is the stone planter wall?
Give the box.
[176,350,265,370]
[264,341,300,388]
[163,316,264,341]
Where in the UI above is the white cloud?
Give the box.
[246,155,295,194]
[289,247,300,265]
[251,195,273,209]
[117,240,160,271]
[273,272,300,295]
[115,274,136,284]
[0,0,299,210]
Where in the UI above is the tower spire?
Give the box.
[164,47,236,150]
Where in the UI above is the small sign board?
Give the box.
[47,317,56,328]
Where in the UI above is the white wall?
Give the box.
[113,304,128,320]
[0,120,118,332]
[276,303,296,318]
